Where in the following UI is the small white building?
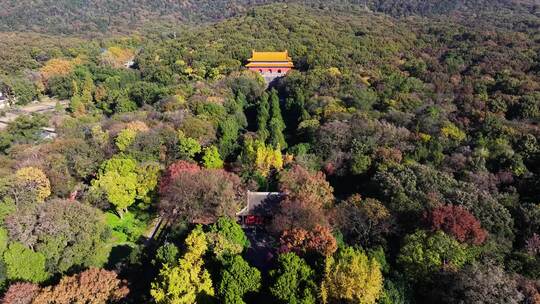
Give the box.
[124,60,135,69]
[40,127,57,140]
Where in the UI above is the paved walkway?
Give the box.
[244,228,276,271]
[144,216,165,245]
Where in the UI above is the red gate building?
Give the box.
[246,50,294,77]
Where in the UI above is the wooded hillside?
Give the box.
[0,2,539,303]
[0,0,537,34]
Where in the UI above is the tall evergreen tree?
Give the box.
[285,92,309,130]
[270,253,317,304]
[218,255,261,304]
[256,92,270,142]
[218,117,240,158]
[69,74,94,116]
[80,73,94,109]
[269,89,287,149]
[69,80,85,116]
[234,92,248,129]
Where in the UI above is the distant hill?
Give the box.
[369,0,538,17]
[0,0,273,34]
[0,0,537,35]
[0,0,271,34]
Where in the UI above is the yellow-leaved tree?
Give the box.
[321,247,383,304]
[151,226,214,303]
[242,138,282,177]
[115,121,149,152]
[14,167,51,203]
[40,58,76,86]
[100,47,135,68]
[115,128,138,152]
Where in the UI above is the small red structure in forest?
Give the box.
[246,50,294,79]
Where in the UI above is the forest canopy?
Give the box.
[0,1,539,303]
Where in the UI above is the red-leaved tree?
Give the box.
[271,165,335,234]
[517,276,540,304]
[271,197,328,234]
[159,167,245,224]
[425,205,488,245]
[279,165,334,209]
[2,282,40,304]
[159,160,200,194]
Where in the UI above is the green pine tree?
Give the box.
[256,92,270,142]
[218,117,240,158]
[80,73,94,107]
[234,92,248,128]
[269,89,287,149]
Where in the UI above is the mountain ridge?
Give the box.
[0,0,537,35]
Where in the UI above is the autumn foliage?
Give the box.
[271,197,329,234]
[2,282,40,304]
[331,195,393,248]
[32,268,129,304]
[101,47,135,68]
[279,225,337,257]
[159,165,245,223]
[279,165,334,208]
[526,233,540,255]
[2,3,540,303]
[517,276,540,304]
[39,58,76,83]
[151,227,214,303]
[14,166,51,203]
[159,160,201,194]
[321,247,383,304]
[271,165,335,234]
[425,205,488,245]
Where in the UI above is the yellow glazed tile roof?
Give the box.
[245,62,294,67]
[248,50,292,62]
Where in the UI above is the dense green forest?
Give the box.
[1,0,538,34]
[0,1,540,303]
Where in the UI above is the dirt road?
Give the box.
[0,98,67,130]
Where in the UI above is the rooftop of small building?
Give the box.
[245,62,294,67]
[237,191,283,216]
[248,50,292,62]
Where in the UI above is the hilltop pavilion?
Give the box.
[246,50,294,80]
